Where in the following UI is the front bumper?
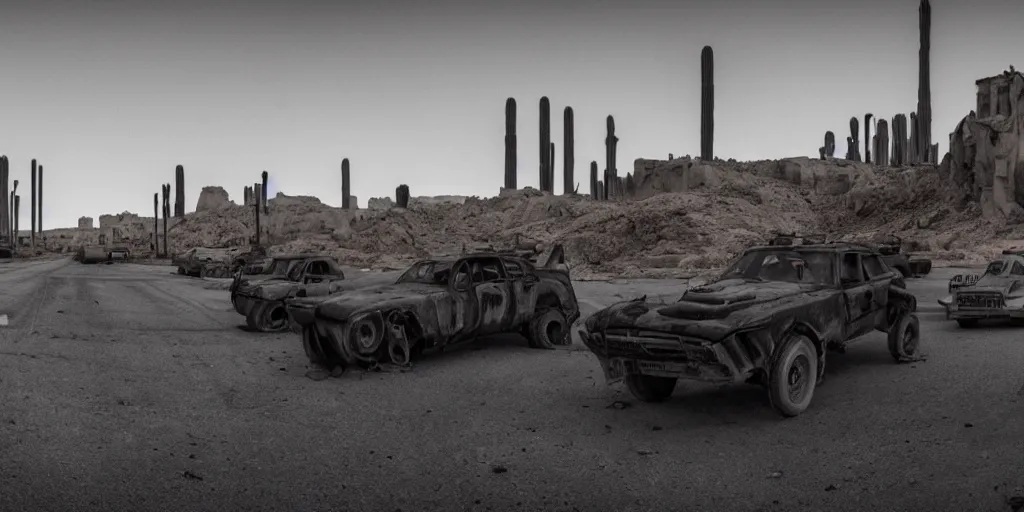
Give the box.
[578,328,764,384]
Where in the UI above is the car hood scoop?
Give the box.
[657,279,808,320]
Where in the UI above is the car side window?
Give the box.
[503,260,524,278]
[452,262,470,291]
[474,260,504,284]
[862,254,888,280]
[1012,262,1024,275]
[840,253,864,284]
[310,261,329,275]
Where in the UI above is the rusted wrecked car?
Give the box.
[938,249,1024,328]
[231,254,346,332]
[284,246,580,373]
[578,242,920,418]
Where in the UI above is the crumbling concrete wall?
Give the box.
[78,217,94,229]
[946,70,1024,221]
[196,186,232,212]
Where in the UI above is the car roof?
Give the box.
[745,242,879,253]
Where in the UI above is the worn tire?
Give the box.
[262,303,289,332]
[767,333,818,418]
[888,313,921,362]
[245,304,263,331]
[957,319,979,329]
[625,375,677,403]
[526,309,569,349]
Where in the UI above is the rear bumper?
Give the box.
[578,328,763,384]
[948,308,1024,320]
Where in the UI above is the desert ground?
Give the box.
[2,258,1023,512]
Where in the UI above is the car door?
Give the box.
[445,260,480,341]
[860,253,893,331]
[473,258,514,335]
[839,251,876,339]
[501,258,533,325]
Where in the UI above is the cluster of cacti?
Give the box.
[396,184,410,208]
[538,97,552,193]
[563,106,574,195]
[605,115,618,199]
[504,98,516,190]
[30,160,36,249]
[341,159,351,209]
[700,46,714,161]
[174,165,185,217]
[916,0,932,164]
[845,117,861,161]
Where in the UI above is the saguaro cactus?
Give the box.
[550,143,555,191]
[877,119,890,167]
[700,45,715,161]
[153,192,159,255]
[174,165,185,217]
[162,183,170,254]
[824,132,836,157]
[864,114,874,164]
[563,106,574,195]
[341,159,351,209]
[261,170,269,214]
[605,115,618,199]
[38,164,43,232]
[891,114,907,166]
[848,117,860,161]
[625,173,636,197]
[396,184,410,208]
[504,98,517,190]
[917,0,932,163]
[253,182,261,246]
[603,169,610,200]
[909,112,919,164]
[13,195,19,245]
[30,159,36,250]
[539,97,551,193]
[0,155,7,241]
[590,161,598,199]
[10,177,18,243]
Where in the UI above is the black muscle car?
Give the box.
[578,242,920,418]
[284,249,580,373]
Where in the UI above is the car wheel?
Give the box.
[768,333,818,417]
[526,308,570,349]
[625,374,677,403]
[957,319,979,329]
[263,304,289,332]
[888,313,921,362]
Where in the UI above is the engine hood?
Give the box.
[584,278,827,342]
[235,276,297,299]
[316,282,444,321]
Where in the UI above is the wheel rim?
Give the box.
[786,354,811,403]
[545,320,564,344]
[902,325,918,355]
[266,306,287,330]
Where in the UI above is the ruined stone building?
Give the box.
[947,69,1024,220]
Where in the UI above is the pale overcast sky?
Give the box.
[0,0,1020,228]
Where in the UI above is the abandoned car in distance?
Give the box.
[284,248,580,373]
[938,249,1024,328]
[231,254,346,332]
[578,241,921,418]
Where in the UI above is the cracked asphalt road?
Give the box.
[1,260,1023,512]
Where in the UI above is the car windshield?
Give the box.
[269,259,302,276]
[720,249,835,285]
[985,260,1006,276]
[396,261,454,285]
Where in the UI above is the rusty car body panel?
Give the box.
[578,242,919,416]
[285,248,580,372]
[938,251,1024,327]
[231,254,346,332]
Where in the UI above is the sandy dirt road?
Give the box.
[2,261,1024,512]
